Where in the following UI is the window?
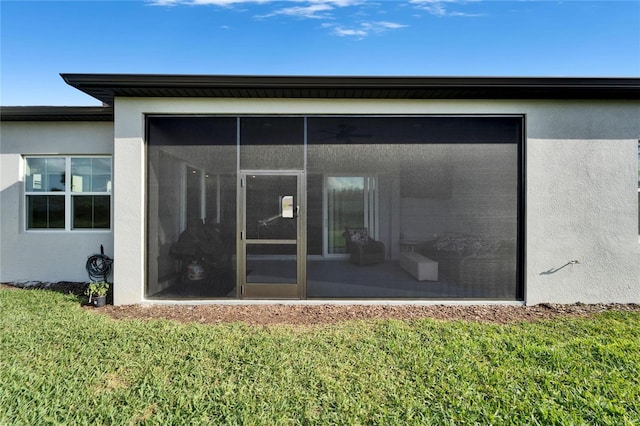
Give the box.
[25,156,112,230]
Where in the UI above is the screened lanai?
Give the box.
[146,115,522,300]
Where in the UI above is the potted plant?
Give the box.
[85,281,110,307]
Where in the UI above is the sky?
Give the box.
[1,0,639,106]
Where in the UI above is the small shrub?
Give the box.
[84,281,110,298]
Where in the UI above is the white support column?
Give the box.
[112,102,146,305]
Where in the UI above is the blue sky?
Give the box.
[1,0,639,105]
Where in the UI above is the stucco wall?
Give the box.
[0,121,114,283]
[526,140,640,304]
[521,102,640,304]
[110,98,639,305]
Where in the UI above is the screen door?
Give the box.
[239,172,304,298]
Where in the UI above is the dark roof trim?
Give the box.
[0,106,113,122]
[61,74,640,106]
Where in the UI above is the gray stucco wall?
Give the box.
[526,137,640,304]
[109,97,639,305]
[0,121,114,283]
[2,98,638,305]
[524,102,640,304]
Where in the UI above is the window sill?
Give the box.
[25,229,112,233]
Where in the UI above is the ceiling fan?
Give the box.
[317,124,372,143]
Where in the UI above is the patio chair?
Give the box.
[343,227,386,265]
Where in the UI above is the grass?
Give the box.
[1,289,639,425]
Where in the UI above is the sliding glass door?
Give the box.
[326,176,377,255]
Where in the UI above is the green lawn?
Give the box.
[1,289,639,425]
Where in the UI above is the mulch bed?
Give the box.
[3,282,639,326]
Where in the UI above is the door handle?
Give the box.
[281,195,294,218]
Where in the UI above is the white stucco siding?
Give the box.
[112,106,146,305]
[112,97,640,305]
[0,122,114,283]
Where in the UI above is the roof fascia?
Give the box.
[61,73,640,106]
[0,106,113,122]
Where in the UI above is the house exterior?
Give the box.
[1,74,639,306]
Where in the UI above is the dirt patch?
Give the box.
[3,282,639,326]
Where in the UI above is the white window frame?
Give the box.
[24,155,112,232]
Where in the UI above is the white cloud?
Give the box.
[261,3,335,19]
[146,0,368,22]
[332,21,408,38]
[411,0,447,16]
[149,0,362,7]
[333,27,368,37]
[364,21,407,30]
[409,0,482,17]
[148,0,272,6]
[190,0,268,5]
[148,0,182,5]
[308,0,363,6]
[148,0,409,38]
